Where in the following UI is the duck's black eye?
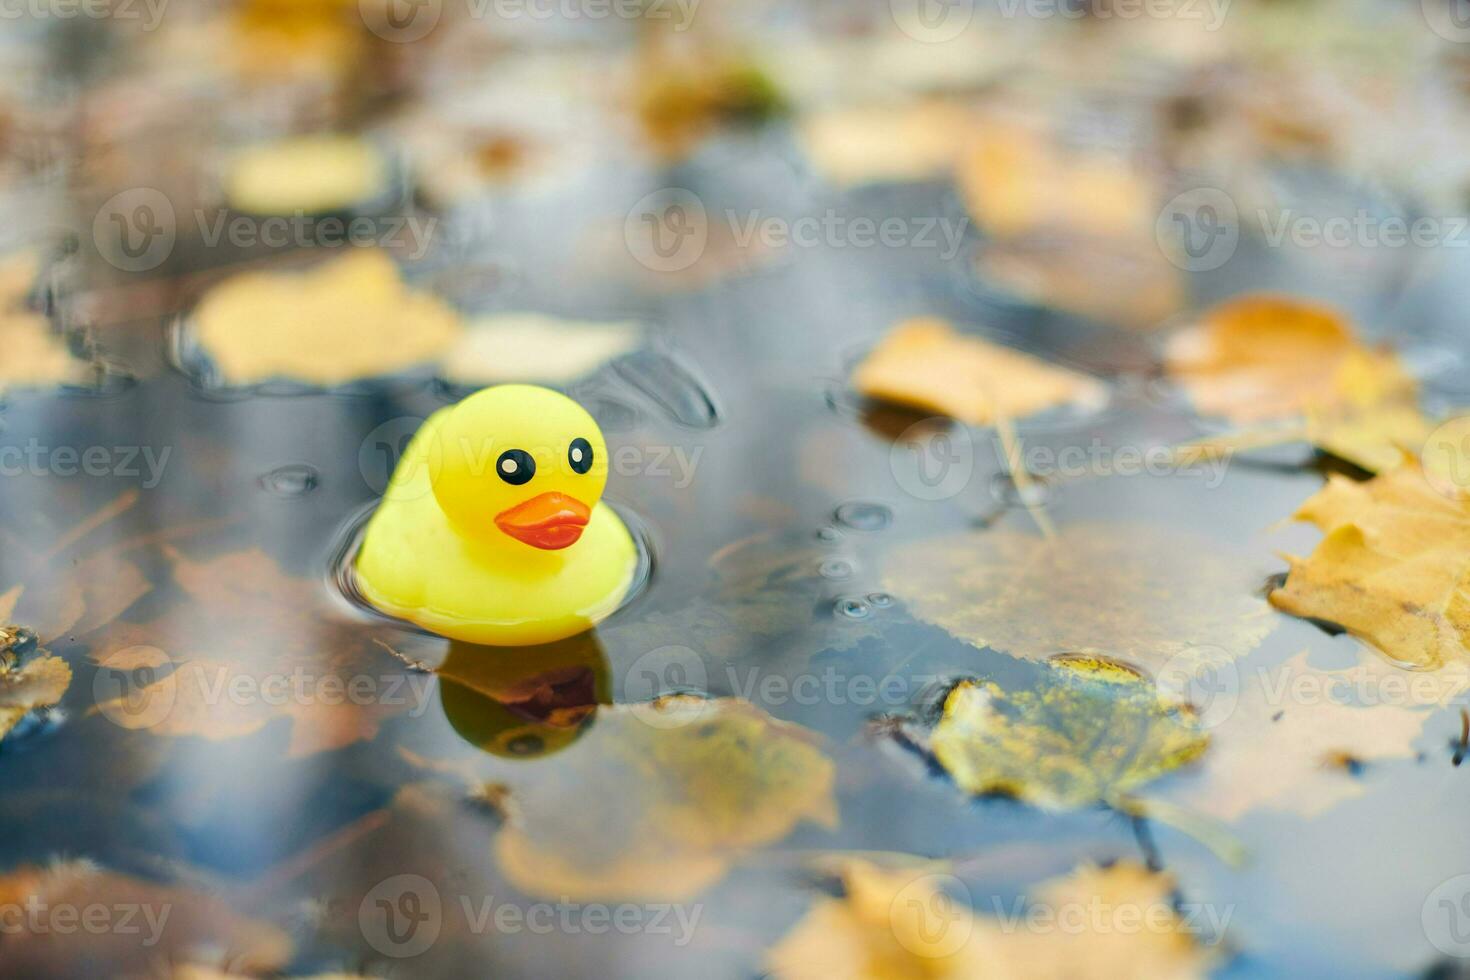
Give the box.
[568,437,593,475]
[496,449,535,485]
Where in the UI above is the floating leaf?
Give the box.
[90,547,435,757]
[1165,295,1413,425]
[923,656,1208,810]
[884,522,1274,672]
[191,249,463,386]
[224,134,388,215]
[767,858,1217,980]
[1270,461,1470,668]
[492,696,836,901]
[853,318,1105,427]
[438,313,642,386]
[799,101,972,187]
[0,632,70,743]
[0,860,291,977]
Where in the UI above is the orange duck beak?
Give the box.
[494,492,591,550]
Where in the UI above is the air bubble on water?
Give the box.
[818,557,855,580]
[989,473,1052,509]
[816,525,843,542]
[835,596,872,620]
[835,501,892,531]
[866,592,893,608]
[259,464,320,497]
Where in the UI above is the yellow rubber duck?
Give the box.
[354,385,638,646]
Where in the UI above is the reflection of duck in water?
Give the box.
[437,634,610,759]
[355,385,638,646]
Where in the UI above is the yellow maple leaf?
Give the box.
[1270,461,1470,668]
[767,858,1218,980]
[853,318,1105,427]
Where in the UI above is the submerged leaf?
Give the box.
[1270,461,1470,668]
[1186,650,1458,821]
[90,548,434,757]
[884,522,1274,672]
[926,657,1208,810]
[767,858,1217,980]
[0,860,291,976]
[492,696,837,901]
[853,318,1105,427]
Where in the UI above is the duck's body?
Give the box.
[354,387,638,646]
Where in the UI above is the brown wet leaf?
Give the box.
[1270,460,1470,668]
[90,547,433,757]
[853,318,1106,427]
[0,860,291,977]
[1164,295,1413,425]
[491,696,837,901]
[884,522,1275,672]
[1185,650,1458,821]
[0,491,152,644]
[635,50,786,159]
[767,858,1217,980]
[191,249,463,386]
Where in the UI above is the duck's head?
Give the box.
[430,385,609,551]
